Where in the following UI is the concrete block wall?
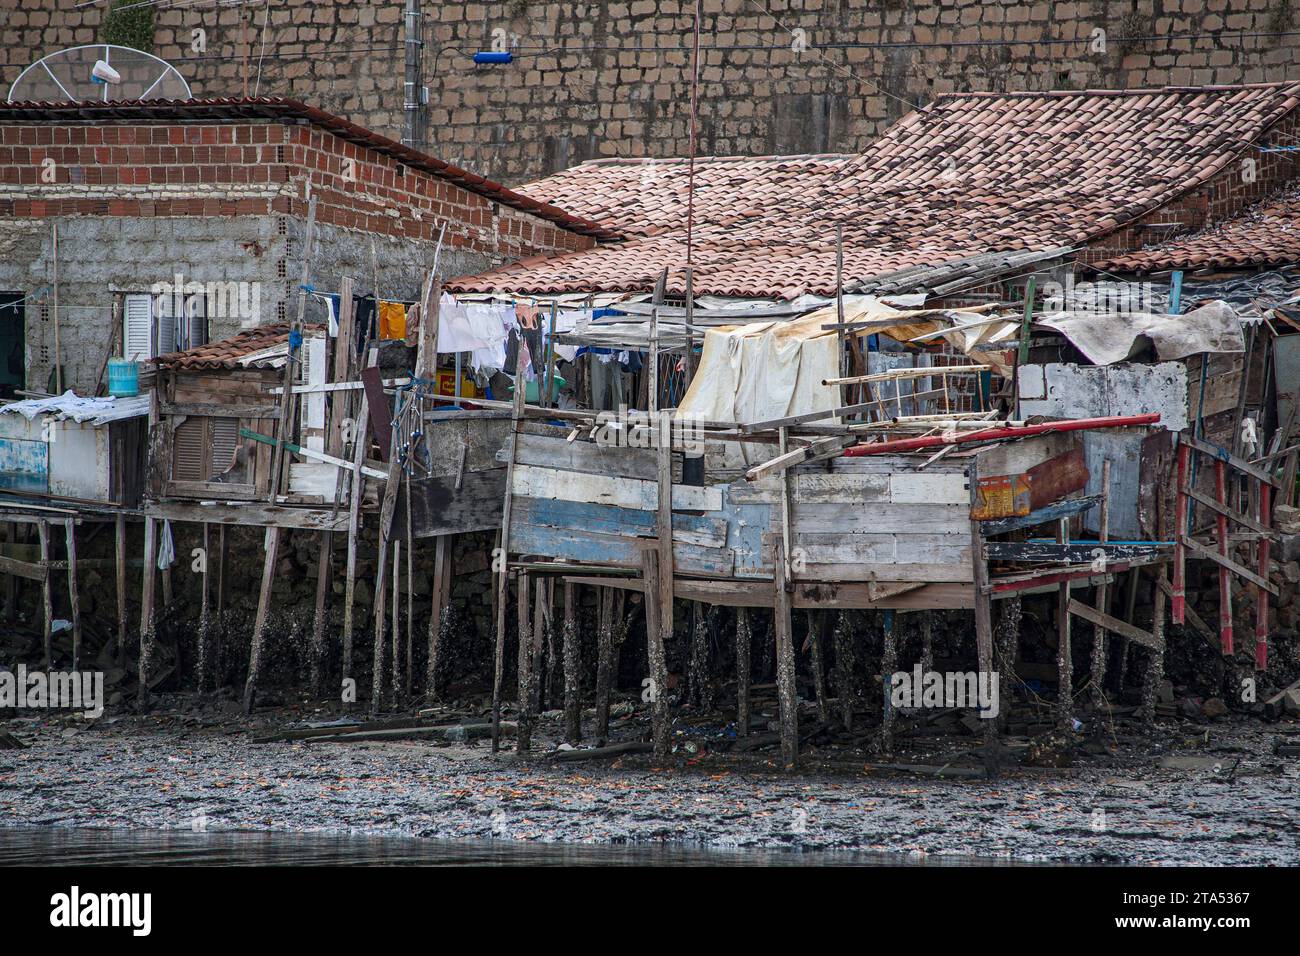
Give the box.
[5,1,1299,185]
[0,215,286,394]
[0,114,593,394]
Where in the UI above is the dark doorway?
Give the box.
[0,293,24,400]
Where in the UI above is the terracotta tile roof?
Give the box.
[1094,189,1300,273]
[0,98,616,240]
[154,324,324,370]
[447,84,1300,300]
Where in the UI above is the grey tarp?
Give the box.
[1035,300,1244,366]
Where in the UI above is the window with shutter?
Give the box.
[209,418,239,476]
[171,418,206,482]
[123,293,153,360]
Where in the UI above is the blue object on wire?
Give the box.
[288,328,303,350]
[473,51,513,64]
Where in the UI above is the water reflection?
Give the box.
[0,827,1026,866]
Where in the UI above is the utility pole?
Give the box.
[403,0,424,147]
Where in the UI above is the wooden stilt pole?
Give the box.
[216,523,228,617]
[969,460,997,746]
[391,539,402,705]
[880,608,897,756]
[404,482,414,700]
[563,580,581,745]
[1089,460,1112,711]
[995,596,1021,731]
[516,568,533,753]
[62,518,81,672]
[531,575,547,716]
[594,586,614,744]
[341,384,370,696]
[38,519,52,669]
[735,606,751,736]
[642,548,670,761]
[248,193,315,714]
[832,609,854,731]
[372,520,389,716]
[648,307,674,759]
[1141,568,1169,727]
[5,522,17,623]
[491,358,525,752]
[426,533,449,702]
[807,610,830,724]
[772,537,798,768]
[115,513,127,658]
[1055,516,1073,729]
[199,522,212,692]
[139,517,157,708]
[1214,458,1233,655]
[310,529,331,698]
[244,526,281,715]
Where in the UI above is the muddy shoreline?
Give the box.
[2,696,1297,865]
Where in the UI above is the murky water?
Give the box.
[0,827,1019,866]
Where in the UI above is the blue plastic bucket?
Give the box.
[107,359,139,397]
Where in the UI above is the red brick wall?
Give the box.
[282,124,592,260]
[1081,108,1300,266]
[0,119,594,262]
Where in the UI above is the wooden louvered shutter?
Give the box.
[157,302,177,356]
[123,293,153,360]
[172,418,206,482]
[209,418,238,476]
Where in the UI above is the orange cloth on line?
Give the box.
[379,301,407,340]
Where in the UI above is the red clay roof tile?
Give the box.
[447,84,1300,299]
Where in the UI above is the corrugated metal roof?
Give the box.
[0,97,618,240]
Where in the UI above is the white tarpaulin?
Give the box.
[678,312,840,425]
[1035,300,1245,366]
[0,391,150,425]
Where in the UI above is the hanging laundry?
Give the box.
[551,309,590,363]
[321,293,340,337]
[445,296,513,373]
[404,302,421,348]
[515,302,542,330]
[354,295,378,356]
[378,300,407,340]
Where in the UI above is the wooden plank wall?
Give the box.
[506,428,975,584]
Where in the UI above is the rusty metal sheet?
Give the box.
[972,448,1089,520]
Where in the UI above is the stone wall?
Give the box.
[5,1,1299,186]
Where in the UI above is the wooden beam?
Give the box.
[978,495,1102,536]
[744,435,855,481]
[0,554,47,582]
[160,402,280,419]
[1066,598,1158,650]
[1180,534,1278,596]
[1182,433,1280,488]
[1185,485,1272,536]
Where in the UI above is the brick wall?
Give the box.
[0,114,593,392]
[5,1,1300,186]
[1081,107,1300,264]
[0,118,592,260]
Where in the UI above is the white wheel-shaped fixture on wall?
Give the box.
[7,45,192,103]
